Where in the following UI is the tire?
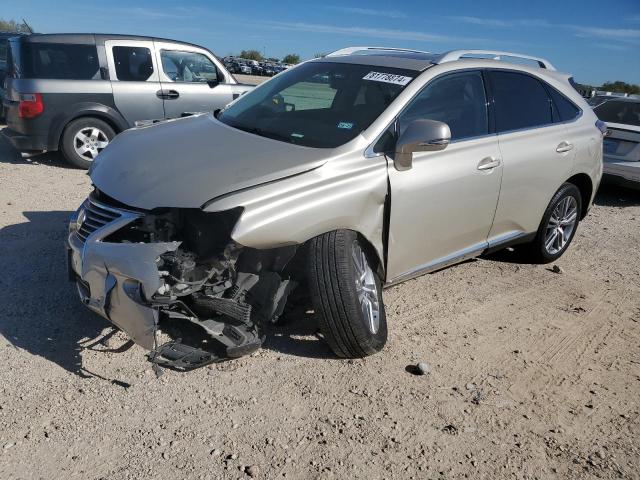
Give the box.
[308,230,387,358]
[61,117,116,169]
[524,183,582,263]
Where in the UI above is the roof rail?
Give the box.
[327,46,432,57]
[436,50,556,71]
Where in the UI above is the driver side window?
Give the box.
[399,70,488,141]
[160,50,219,83]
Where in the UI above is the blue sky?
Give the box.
[4,0,640,85]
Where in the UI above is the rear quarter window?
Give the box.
[548,87,581,122]
[21,42,100,80]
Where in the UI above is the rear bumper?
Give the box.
[0,127,48,152]
[603,156,640,188]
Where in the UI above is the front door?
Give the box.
[105,40,165,126]
[153,42,236,118]
[387,70,502,282]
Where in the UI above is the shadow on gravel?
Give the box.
[595,183,640,207]
[264,310,336,360]
[0,132,73,169]
[0,211,111,378]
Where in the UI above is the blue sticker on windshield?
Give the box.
[337,122,354,130]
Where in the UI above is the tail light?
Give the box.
[595,119,608,136]
[18,93,44,119]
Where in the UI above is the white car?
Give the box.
[593,97,640,189]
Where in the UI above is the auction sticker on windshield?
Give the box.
[363,71,413,86]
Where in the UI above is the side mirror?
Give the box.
[394,119,451,171]
[207,79,220,89]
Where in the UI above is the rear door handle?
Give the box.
[477,157,502,170]
[156,89,180,99]
[556,141,574,153]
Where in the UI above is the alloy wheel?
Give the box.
[73,127,110,160]
[544,196,578,255]
[352,244,380,334]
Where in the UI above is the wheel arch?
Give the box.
[49,104,128,151]
[565,173,593,219]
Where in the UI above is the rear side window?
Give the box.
[489,71,552,132]
[113,46,154,81]
[399,70,488,140]
[21,43,100,80]
[548,88,580,122]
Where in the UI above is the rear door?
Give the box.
[104,39,164,125]
[153,41,236,118]
[486,70,577,242]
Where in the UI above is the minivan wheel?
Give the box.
[61,118,115,169]
[525,183,582,263]
[308,230,387,358]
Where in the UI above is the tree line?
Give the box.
[238,50,300,65]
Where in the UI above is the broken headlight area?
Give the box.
[102,205,298,371]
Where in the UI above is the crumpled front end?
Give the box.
[67,190,297,369]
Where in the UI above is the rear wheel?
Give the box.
[61,117,115,169]
[308,230,387,358]
[524,183,582,263]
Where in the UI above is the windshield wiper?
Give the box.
[232,125,293,143]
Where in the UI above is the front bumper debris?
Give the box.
[67,192,296,370]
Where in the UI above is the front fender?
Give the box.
[203,155,389,272]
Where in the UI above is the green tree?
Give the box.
[0,18,32,33]
[600,81,640,95]
[239,50,263,61]
[314,52,328,58]
[282,54,300,64]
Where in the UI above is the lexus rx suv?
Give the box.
[66,47,604,369]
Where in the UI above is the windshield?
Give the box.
[594,100,640,127]
[218,61,416,148]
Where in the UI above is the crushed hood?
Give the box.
[90,114,328,209]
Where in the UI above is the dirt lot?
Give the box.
[0,127,638,479]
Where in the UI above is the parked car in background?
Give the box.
[593,97,640,189]
[0,31,29,120]
[2,33,253,168]
[66,47,603,368]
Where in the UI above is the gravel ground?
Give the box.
[0,127,639,479]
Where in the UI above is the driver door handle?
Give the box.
[156,89,180,99]
[556,141,574,153]
[477,157,502,170]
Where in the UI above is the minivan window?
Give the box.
[399,70,488,140]
[490,71,553,132]
[113,46,154,81]
[218,62,415,148]
[160,50,218,83]
[548,88,580,123]
[21,43,100,80]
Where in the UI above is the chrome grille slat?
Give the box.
[74,195,125,245]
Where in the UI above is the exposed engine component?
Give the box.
[83,191,302,371]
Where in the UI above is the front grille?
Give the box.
[75,196,123,243]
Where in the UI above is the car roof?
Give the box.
[594,96,640,104]
[15,32,206,50]
[311,52,437,72]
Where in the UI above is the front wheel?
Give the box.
[525,183,582,263]
[308,230,387,358]
[61,117,115,169]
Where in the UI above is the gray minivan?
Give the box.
[2,33,253,168]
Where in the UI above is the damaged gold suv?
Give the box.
[67,47,604,369]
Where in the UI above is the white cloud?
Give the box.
[327,7,408,19]
[262,20,489,44]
